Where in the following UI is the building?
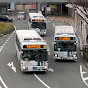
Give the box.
[0,3,9,15]
[0,0,72,16]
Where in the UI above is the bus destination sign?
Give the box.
[23,45,47,48]
[55,37,75,40]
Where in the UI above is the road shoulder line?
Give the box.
[0,76,8,88]
[80,65,88,87]
[34,74,50,88]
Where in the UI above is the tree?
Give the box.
[67,0,88,23]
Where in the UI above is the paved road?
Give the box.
[0,20,88,88]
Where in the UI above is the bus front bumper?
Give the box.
[39,32,46,35]
[21,66,48,72]
[54,56,77,61]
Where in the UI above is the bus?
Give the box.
[28,13,46,35]
[15,30,49,72]
[53,25,77,61]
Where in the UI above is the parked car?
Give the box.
[17,12,26,20]
[0,15,13,22]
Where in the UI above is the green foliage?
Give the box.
[0,22,15,36]
[83,50,88,62]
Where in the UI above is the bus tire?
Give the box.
[55,59,58,62]
[16,50,17,57]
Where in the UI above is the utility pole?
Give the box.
[45,1,47,17]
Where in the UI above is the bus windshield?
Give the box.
[22,49,48,61]
[18,12,25,15]
[32,22,46,29]
[54,41,76,51]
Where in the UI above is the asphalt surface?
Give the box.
[0,19,88,88]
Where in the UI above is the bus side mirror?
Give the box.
[20,51,23,54]
[76,41,78,44]
[47,46,50,55]
[52,42,54,45]
[52,42,56,45]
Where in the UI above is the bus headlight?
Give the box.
[44,30,46,34]
[45,66,47,69]
[72,54,77,59]
[54,54,58,57]
[22,66,28,70]
[73,55,76,57]
[22,66,26,69]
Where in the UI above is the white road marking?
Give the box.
[80,65,88,86]
[0,76,8,88]
[3,44,5,46]
[5,41,7,44]
[0,27,15,53]
[3,35,7,37]
[34,74,50,88]
[52,23,55,29]
[48,68,54,72]
[7,62,16,73]
[0,86,2,88]
[47,46,50,55]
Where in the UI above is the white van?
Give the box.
[17,12,26,20]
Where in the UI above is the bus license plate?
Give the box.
[33,67,37,70]
[61,57,66,60]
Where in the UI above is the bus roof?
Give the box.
[54,25,76,38]
[18,12,25,13]
[16,30,47,45]
[29,13,46,20]
[55,26,75,35]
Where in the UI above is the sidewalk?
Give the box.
[46,15,75,26]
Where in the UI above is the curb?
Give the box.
[81,55,88,68]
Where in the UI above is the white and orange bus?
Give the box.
[28,13,47,35]
[15,30,49,72]
[54,25,77,61]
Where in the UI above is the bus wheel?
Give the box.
[16,50,17,57]
[55,59,58,62]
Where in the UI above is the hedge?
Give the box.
[0,22,15,36]
[83,50,88,62]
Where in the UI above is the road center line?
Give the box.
[0,76,8,88]
[52,23,55,29]
[34,74,50,88]
[80,65,88,87]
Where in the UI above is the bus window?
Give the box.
[32,22,46,29]
[54,41,76,51]
[22,50,48,61]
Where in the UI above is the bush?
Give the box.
[0,22,15,36]
[83,50,88,62]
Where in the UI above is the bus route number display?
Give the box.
[32,19,46,22]
[59,37,70,40]
[26,45,41,48]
